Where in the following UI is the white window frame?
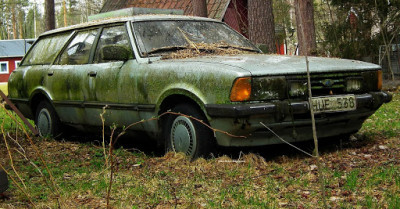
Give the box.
[15,60,21,68]
[0,61,9,74]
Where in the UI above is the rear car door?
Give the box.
[50,28,100,125]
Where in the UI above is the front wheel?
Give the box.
[35,101,62,138]
[164,104,215,159]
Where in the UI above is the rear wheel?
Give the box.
[164,104,215,159]
[35,101,62,138]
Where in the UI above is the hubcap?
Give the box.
[37,109,51,136]
[170,116,196,157]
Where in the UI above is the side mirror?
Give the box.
[101,45,132,61]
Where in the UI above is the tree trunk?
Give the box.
[248,0,276,54]
[11,6,17,39]
[192,0,207,17]
[19,13,24,39]
[295,0,317,56]
[45,0,55,31]
[63,0,68,27]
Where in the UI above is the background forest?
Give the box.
[0,0,103,40]
[1,0,400,67]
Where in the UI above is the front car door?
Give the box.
[83,24,140,128]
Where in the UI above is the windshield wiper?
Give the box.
[144,45,189,56]
[215,44,260,53]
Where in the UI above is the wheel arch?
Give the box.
[29,89,53,117]
[157,89,208,119]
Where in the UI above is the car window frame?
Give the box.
[93,23,135,63]
[54,22,134,65]
[55,28,102,65]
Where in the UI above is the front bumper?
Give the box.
[206,91,392,118]
[205,91,392,147]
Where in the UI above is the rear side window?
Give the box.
[58,29,99,65]
[22,32,71,65]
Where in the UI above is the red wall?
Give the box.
[0,57,22,83]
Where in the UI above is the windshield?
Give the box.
[132,20,260,57]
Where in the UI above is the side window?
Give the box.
[0,62,8,74]
[58,29,98,65]
[94,25,133,63]
[22,32,71,65]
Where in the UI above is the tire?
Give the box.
[0,168,8,193]
[164,104,215,159]
[35,101,62,138]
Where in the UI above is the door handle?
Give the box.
[88,71,97,77]
[47,71,54,76]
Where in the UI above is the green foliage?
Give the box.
[319,0,400,60]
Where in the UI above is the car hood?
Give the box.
[165,54,381,76]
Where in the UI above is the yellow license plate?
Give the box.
[311,95,356,113]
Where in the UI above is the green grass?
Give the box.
[0,83,6,93]
[0,92,399,208]
[0,83,7,95]
[360,92,400,138]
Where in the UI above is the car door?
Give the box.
[49,28,100,125]
[83,24,141,128]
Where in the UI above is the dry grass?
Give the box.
[0,134,399,208]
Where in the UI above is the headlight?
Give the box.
[345,78,362,92]
[252,76,287,100]
[289,81,308,97]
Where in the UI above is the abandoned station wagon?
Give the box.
[8,15,391,158]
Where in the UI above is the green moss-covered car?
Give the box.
[8,15,391,158]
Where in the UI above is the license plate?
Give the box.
[311,95,357,113]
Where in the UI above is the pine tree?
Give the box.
[248,0,276,54]
[294,0,317,56]
[192,0,207,17]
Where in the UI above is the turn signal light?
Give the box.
[230,77,251,102]
[377,70,382,90]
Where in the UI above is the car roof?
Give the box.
[41,15,220,37]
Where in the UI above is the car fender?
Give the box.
[156,84,208,115]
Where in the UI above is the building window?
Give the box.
[15,60,21,68]
[0,62,8,74]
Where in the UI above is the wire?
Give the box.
[260,122,315,158]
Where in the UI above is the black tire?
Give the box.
[0,168,8,193]
[35,101,62,138]
[164,104,215,159]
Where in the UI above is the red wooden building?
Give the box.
[0,39,34,83]
[99,0,286,54]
